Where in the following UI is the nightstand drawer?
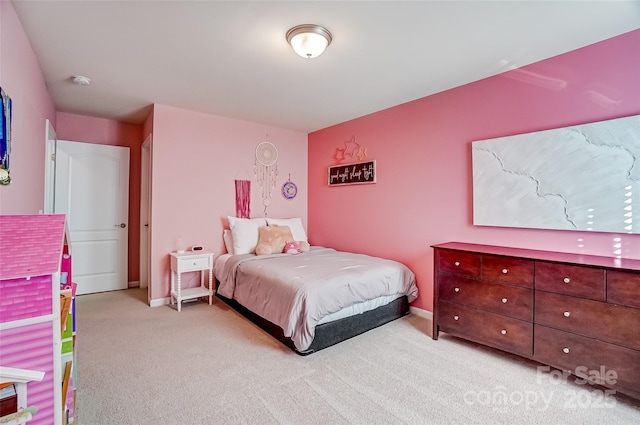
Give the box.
[535,261,604,301]
[174,255,212,272]
[438,274,533,321]
[439,300,532,356]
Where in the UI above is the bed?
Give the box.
[215,242,418,355]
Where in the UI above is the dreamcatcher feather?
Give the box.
[254,141,278,216]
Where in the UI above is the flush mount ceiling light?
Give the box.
[286,24,332,59]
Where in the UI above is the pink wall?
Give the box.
[148,104,307,303]
[0,1,56,214]
[308,29,640,312]
[56,112,144,282]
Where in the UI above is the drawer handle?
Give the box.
[501,298,508,303]
[502,268,508,274]
[563,277,571,284]
[454,287,460,293]
[563,311,571,318]
[500,329,507,335]
[454,261,460,267]
[563,347,570,354]
[453,315,459,321]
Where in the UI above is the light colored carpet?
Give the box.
[75,288,640,424]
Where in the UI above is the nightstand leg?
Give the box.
[176,272,182,312]
[208,267,213,305]
[170,271,175,305]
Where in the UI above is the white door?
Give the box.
[54,140,130,295]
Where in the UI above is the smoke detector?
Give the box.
[71,75,91,85]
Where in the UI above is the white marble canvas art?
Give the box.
[472,114,639,234]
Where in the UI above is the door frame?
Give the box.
[139,134,152,305]
[44,119,57,214]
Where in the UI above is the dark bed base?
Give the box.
[215,287,410,355]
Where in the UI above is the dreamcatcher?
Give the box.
[254,141,278,216]
[282,174,297,200]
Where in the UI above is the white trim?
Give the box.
[140,135,152,301]
[0,367,45,384]
[52,272,62,425]
[149,297,171,308]
[0,314,56,331]
[44,119,57,214]
[409,306,433,321]
[128,280,140,287]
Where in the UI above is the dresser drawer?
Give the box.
[438,274,533,321]
[535,262,604,301]
[439,301,532,356]
[437,250,481,278]
[607,270,640,309]
[534,325,640,396]
[481,255,534,288]
[535,291,640,351]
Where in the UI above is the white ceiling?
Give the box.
[11,1,640,133]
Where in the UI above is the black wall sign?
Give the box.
[328,160,376,186]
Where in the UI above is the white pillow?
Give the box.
[223,229,234,255]
[265,217,307,242]
[227,217,267,255]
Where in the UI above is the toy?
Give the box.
[283,241,301,254]
[283,240,310,254]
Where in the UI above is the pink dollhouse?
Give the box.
[0,215,76,425]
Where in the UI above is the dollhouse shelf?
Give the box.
[0,367,45,384]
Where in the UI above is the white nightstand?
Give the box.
[169,251,214,312]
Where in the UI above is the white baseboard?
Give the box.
[149,297,170,308]
[410,306,433,321]
[128,280,140,288]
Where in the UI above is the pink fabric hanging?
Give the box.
[235,180,251,218]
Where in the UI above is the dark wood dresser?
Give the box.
[432,242,640,400]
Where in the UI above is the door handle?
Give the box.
[115,223,126,228]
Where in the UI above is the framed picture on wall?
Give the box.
[1,86,13,185]
[472,114,639,234]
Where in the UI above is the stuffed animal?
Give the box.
[283,240,310,254]
[283,241,301,254]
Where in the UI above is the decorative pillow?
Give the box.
[255,225,294,256]
[265,217,308,242]
[227,216,267,255]
[223,229,234,255]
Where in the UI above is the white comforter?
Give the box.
[217,247,418,351]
